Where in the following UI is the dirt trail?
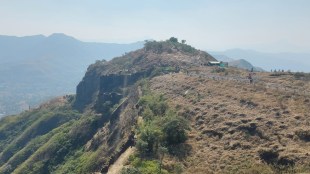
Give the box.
[107,147,135,174]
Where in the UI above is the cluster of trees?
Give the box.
[136,94,189,156]
[122,80,189,174]
[168,37,186,44]
[144,37,196,54]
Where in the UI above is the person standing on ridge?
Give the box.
[248,73,253,84]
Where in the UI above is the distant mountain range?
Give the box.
[229,59,265,72]
[0,33,144,116]
[210,49,310,72]
[1,33,309,116]
[209,54,234,62]
[211,54,265,72]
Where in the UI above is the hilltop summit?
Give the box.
[85,38,216,75]
[74,38,216,110]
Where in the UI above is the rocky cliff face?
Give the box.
[74,64,102,111]
[74,40,216,113]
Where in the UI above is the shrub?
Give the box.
[132,158,168,174]
[138,94,168,117]
[141,107,154,121]
[121,167,141,174]
[137,79,151,95]
[101,101,113,115]
[295,129,310,142]
[137,123,163,155]
[162,115,189,145]
[136,139,149,155]
[258,148,279,164]
[149,100,168,116]
[173,163,184,173]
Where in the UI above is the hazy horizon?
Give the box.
[1,0,310,53]
[2,33,310,55]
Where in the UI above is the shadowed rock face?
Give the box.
[74,68,154,112]
[99,71,149,92]
[74,68,101,111]
[95,70,154,113]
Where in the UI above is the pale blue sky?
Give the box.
[1,0,310,52]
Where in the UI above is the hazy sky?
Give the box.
[1,0,310,53]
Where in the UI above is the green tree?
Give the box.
[162,116,189,145]
[169,37,178,43]
[137,123,163,155]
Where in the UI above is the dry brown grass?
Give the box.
[149,67,310,173]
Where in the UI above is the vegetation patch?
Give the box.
[258,149,279,164]
[136,93,190,156]
[123,79,190,173]
[294,72,310,81]
[145,37,197,54]
[295,129,310,142]
[257,148,298,172]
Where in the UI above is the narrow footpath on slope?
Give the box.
[107,147,135,174]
